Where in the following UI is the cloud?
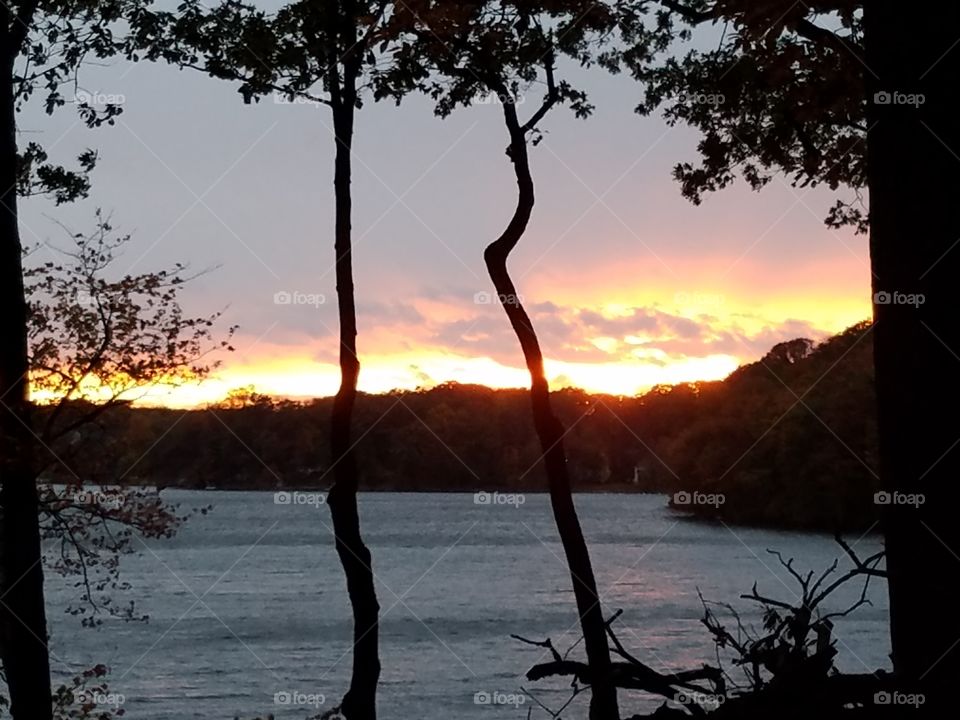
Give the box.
[416,297,828,368]
[236,286,837,383]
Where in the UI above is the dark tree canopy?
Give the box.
[622,0,867,231]
[11,0,139,204]
[370,1,614,117]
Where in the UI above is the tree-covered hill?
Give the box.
[40,321,877,531]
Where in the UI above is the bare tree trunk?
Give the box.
[325,12,380,716]
[484,100,619,720]
[864,2,960,713]
[0,43,53,720]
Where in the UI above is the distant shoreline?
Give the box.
[163,484,659,494]
[146,485,880,535]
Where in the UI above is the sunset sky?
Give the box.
[20,52,870,406]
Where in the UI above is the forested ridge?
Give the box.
[44,321,877,531]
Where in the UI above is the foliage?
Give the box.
[23,214,230,625]
[26,211,234,429]
[127,0,399,106]
[10,0,145,204]
[2,664,127,720]
[660,321,877,529]
[620,0,868,231]
[52,665,125,720]
[2,1,163,713]
[373,1,614,119]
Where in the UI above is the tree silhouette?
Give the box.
[128,3,429,716]
[623,0,960,709]
[1,3,132,716]
[24,214,230,635]
[378,3,621,717]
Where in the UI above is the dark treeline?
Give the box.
[49,321,877,531]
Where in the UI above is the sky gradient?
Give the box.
[20,49,871,406]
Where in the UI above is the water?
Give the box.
[46,492,890,719]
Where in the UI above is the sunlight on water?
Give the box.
[46,492,890,719]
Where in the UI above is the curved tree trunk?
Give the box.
[0,45,53,720]
[325,17,380,718]
[864,3,960,713]
[484,100,619,720]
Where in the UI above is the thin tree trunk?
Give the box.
[865,2,960,712]
[485,100,619,720]
[325,21,380,717]
[0,43,53,720]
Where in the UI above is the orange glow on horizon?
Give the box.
[129,350,738,408]
[113,286,871,408]
[44,262,872,409]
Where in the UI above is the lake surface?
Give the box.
[46,491,890,719]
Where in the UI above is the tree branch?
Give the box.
[520,53,559,134]
[657,0,864,62]
[7,0,41,58]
